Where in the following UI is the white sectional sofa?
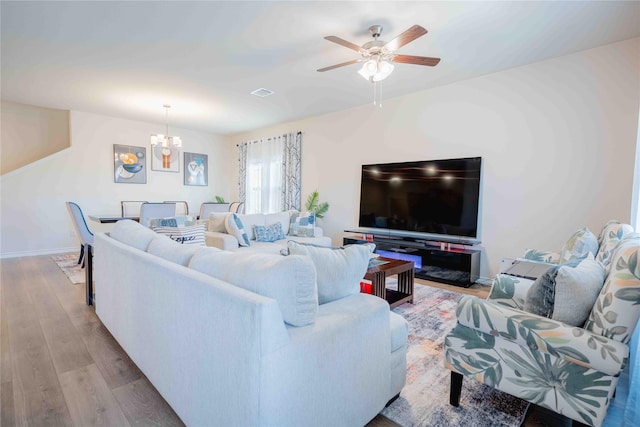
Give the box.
[204,210,332,253]
[94,220,408,427]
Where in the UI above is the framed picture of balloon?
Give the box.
[113,144,147,184]
[184,152,208,186]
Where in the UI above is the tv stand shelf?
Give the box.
[344,231,480,288]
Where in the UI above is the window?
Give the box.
[239,132,301,214]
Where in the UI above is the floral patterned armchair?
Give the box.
[444,226,640,427]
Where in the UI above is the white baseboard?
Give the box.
[0,246,77,259]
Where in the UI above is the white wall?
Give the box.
[0,110,233,257]
[231,38,640,279]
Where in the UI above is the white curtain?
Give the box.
[238,132,301,214]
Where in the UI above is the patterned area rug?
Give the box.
[51,253,84,284]
[382,284,529,427]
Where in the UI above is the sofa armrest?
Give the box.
[205,231,239,250]
[487,274,537,309]
[454,295,628,376]
[521,249,560,264]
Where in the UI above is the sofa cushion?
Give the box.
[237,213,266,240]
[110,219,158,251]
[524,256,605,326]
[596,221,635,267]
[189,250,318,326]
[287,241,375,304]
[254,223,286,243]
[558,227,598,264]
[207,212,230,232]
[225,213,250,247]
[147,235,214,266]
[152,224,206,246]
[290,211,316,237]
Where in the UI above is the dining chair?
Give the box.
[139,202,176,227]
[121,200,148,217]
[199,202,231,220]
[65,201,94,267]
[165,200,189,215]
[229,201,245,214]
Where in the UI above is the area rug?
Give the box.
[381,284,529,427]
[51,253,84,284]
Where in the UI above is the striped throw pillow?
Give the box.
[225,213,250,247]
[152,224,206,245]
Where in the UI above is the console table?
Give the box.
[364,257,414,308]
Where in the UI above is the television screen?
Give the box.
[358,157,482,241]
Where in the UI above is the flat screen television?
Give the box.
[358,157,482,244]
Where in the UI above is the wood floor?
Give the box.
[0,255,489,427]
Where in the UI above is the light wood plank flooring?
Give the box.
[1,255,488,427]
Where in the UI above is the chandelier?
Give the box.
[150,105,182,148]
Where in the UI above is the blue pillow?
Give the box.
[254,223,286,242]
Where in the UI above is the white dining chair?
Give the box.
[165,200,189,216]
[199,202,230,219]
[229,201,245,214]
[139,202,176,227]
[66,201,94,267]
[121,200,148,217]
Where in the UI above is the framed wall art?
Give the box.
[114,144,147,184]
[184,152,208,186]
[151,145,180,172]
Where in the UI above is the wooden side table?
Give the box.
[364,257,414,308]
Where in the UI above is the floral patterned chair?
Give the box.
[443,223,640,427]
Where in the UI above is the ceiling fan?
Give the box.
[318,24,441,82]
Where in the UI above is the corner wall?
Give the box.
[0,110,233,257]
[230,38,640,279]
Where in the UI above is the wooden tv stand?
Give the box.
[344,231,480,288]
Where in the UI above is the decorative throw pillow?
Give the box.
[289,211,315,237]
[524,256,605,326]
[225,213,250,247]
[207,212,230,232]
[287,241,375,304]
[558,227,598,264]
[253,222,286,242]
[149,215,197,228]
[189,250,318,327]
[152,224,206,246]
[147,235,211,266]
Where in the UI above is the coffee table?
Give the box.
[364,257,414,308]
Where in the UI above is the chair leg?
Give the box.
[77,245,84,264]
[449,371,463,407]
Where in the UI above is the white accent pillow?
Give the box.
[189,250,318,326]
[225,213,251,247]
[110,219,158,251]
[287,241,375,304]
[552,258,605,326]
[208,212,230,232]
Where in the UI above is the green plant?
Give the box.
[214,195,225,203]
[304,190,329,219]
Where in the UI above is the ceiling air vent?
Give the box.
[250,88,274,97]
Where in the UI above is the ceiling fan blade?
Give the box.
[324,36,364,53]
[392,55,441,66]
[384,25,428,51]
[317,59,363,72]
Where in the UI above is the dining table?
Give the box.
[88,214,139,223]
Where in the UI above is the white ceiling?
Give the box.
[2,1,639,136]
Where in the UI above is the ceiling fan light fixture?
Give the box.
[358,59,394,82]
